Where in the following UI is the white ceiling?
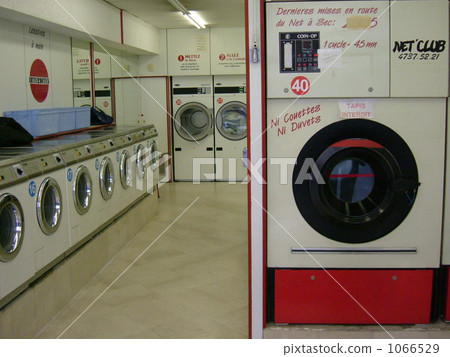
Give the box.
[104,0,245,29]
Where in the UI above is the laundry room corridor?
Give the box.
[34,182,248,338]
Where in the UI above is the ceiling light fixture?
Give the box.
[167,0,206,29]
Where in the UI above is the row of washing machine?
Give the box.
[0,125,160,308]
[172,75,247,182]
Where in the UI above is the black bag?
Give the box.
[89,106,114,125]
[0,117,34,147]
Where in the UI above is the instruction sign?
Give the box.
[168,29,210,76]
[266,1,390,98]
[211,28,246,75]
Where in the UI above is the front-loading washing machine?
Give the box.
[0,159,34,307]
[93,139,116,226]
[142,125,160,195]
[266,98,446,324]
[1,147,70,275]
[213,75,247,181]
[23,149,69,275]
[60,140,102,250]
[113,133,136,214]
[129,125,160,198]
[172,76,215,181]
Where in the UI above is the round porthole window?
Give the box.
[292,119,419,244]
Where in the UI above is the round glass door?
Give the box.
[119,150,132,189]
[0,194,24,262]
[136,144,147,180]
[292,119,419,244]
[150,140,159,172]
[73,166,92,215]
[216,101,247,141]
[174,103,211,141]
[37,178,63,235]
[99,157,114,201]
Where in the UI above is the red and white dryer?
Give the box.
[265,0,448,324]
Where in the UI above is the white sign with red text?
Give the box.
[339,99,375,119]
[168,29,210,76]
[24,25,52,107]
[210,28,246,75]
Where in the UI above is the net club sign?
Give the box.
[29,59,49,103]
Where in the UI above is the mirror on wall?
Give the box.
[71,38,92,108]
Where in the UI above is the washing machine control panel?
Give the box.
[90,142,106,156]
[0,166,21,188]
[38,153,65,174]
[280,32,320,73]
[60,149,79,166]
[20,159,41,178]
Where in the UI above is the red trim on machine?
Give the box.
[275,269,434,324]
[331,139,384,148]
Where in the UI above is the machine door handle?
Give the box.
[216,147,223,151]
[206,147,213,151]
[175,148,182,151]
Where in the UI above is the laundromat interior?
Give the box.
[1,0,450,340]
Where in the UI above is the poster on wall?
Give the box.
[168,28,210,76]
[24,25,53,107]
[210,28,246,75]
[72,42,90,80]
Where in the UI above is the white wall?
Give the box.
[139,30,168,76]
[11,0,121,43]
[0,1,161,55]
[0,18,72,114]
[0,18,27,112]
[49,31,72,107]
[122,11,159,54]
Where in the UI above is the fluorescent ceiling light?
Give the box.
[167,0,206,29]
[167,0,188,14]
[183,13,201,29]
[189,11,206,28]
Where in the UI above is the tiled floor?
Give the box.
[35,182,249,338]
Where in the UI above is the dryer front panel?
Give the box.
[266,98,445,268]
